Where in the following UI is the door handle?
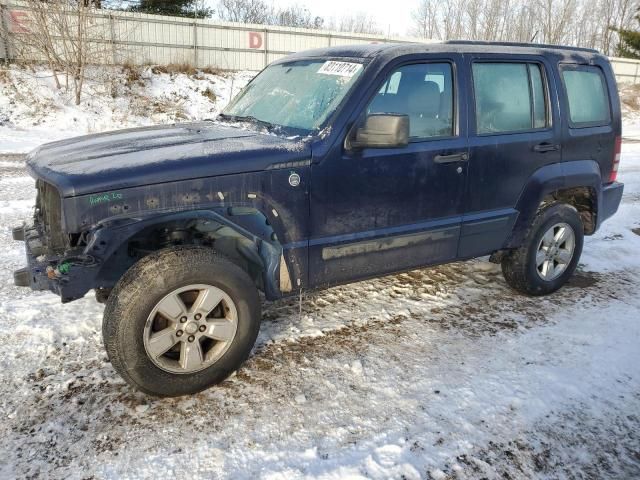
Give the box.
[533,143,560,153]
[434,152,469,164]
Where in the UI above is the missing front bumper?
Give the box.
[12,223,60,293]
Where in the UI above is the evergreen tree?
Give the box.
[129,0,211,18]
[614,7,640,59]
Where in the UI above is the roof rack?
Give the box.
[444,40,599,54]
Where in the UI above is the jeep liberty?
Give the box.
[13,42,624,396]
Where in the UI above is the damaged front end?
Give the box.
[13,180,97,302]
[13,178,291,304]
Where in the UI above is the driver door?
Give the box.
[308,57,469,288]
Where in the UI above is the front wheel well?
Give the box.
[541,187,597,235]
[126,218,267,287]
[92,214,276,305]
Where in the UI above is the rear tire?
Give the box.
[102,246,261,397]
[501,203,584,296]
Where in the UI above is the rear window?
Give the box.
[561,66,611,127]
[472,62,548,135]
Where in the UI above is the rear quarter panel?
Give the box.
[557,55,621,183]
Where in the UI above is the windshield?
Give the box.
[222,59,364,133]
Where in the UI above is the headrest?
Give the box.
[407,81,441,116]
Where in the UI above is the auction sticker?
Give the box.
[317,61,362,77]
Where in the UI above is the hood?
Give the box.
[27,122,311,197]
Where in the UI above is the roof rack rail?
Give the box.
[444,40,599,54]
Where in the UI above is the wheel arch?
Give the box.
[87,208,290,301]
[506,160,602,248]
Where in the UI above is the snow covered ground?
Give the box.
[0,68,639,478]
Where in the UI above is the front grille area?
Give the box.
[35,180,68,254]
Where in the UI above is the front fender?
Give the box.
[60,168,310,297]
[41,207,285,303]
[88,208,284,299]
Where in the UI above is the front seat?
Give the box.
[405,80,443,137]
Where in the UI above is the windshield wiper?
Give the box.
[218,113,279,132]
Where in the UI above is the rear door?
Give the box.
[462,55,562,258]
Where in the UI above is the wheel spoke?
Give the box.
[542,228,555,247]
[555,226,571,245]
[540,259,554,280]
[191,287,224,317]
[536,249,547,267]
[204,318,236,342]
[157,293,187,321]
[180,341,204,370]
[556,248,572,264]
[147,328,178,358]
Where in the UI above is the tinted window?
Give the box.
[473,62,548,134]
[368,63,454,139]
[562,66,610,126]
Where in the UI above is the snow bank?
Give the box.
[0,65,254,152]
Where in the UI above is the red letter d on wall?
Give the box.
[249,32,263,49]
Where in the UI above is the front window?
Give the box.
[221,59,364,133]
[367,62,455,139]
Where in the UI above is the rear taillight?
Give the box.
[609,136,621,183]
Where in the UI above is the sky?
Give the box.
[208,0,417,38]
[278,0,416,37]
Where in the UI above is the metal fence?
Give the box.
[1,1,639,83]
[0,2,430,71]
[610,56,640,84]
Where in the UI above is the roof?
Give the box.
[284,41,604,63]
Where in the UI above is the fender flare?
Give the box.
[506,160,602,248]
[84,208,285,300]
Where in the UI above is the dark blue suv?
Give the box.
[13,42,624,396]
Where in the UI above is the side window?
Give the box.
[367,63,454,139]
[472,62,548,134]
[561,66,610,127]
[378,71,401,94]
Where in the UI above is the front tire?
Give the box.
[501,203,584,296]
[102,246,261,397]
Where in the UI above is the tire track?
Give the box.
[2,258,637,478]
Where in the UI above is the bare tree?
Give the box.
[9,1,120,104]
[216,0,273,24]
[410,0,640,55]
[325,13,384,35]
[411,0,441,39]
[217,0,380,32]
[274,5,324,29]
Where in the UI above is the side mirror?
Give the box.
[350,113,409,150]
